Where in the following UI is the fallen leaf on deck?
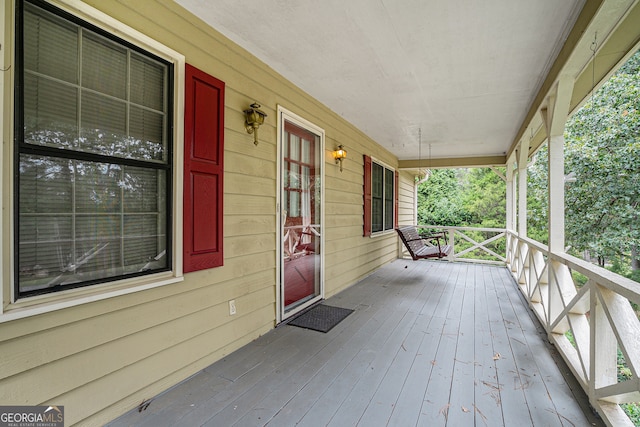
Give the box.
[439,403,450,420]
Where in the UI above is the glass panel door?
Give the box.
[281,119,322,318]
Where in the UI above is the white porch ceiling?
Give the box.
[176,0,585,161]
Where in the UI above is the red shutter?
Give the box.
[394,170,399,229]
[363,154,372,237]
[183,64,225,272]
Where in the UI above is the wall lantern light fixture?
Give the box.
[244,102,267,145]
[333,145,347,172]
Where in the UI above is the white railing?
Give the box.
[409,225,507,265]
[506,231,640,426]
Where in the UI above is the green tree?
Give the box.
[417,169,469,226]
[461,167,506,228]
[527,145,549,245]
[417,168,506,261]
[418,168,508,228]
[564,50,640,270]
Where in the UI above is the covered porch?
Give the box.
[108,260,601,427]
[2,0,639,425]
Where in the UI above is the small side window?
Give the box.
[363,155,397,236]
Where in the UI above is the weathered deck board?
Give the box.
[341,263,452,426]
[473,265,510,425]
[242,261,431,427]
[446,264,477,426]
[493,266,568,426]
[107,260,602,427]
[295,262,433,427]
[382,263,451,426]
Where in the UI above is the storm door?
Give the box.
[278,108,324,320]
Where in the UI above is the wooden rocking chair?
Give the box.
[396,225,452,260]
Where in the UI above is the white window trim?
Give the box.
[369,156,396,237]
[0,0,185,322]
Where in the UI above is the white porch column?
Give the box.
[506,161,516,232]
[517,143,529,237]
[542,76,573,253]
[548,134,565,252]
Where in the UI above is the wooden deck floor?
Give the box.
[108,260,602,427]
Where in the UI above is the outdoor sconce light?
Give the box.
[333,145,347,172]
[244,102,267,145]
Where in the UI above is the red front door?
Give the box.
[281,120,322,315]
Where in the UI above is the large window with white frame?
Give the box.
[14,0,174,298]
[371,160,395,233]
[363,155,396,237]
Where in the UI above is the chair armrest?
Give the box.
[421,232,444,239]
[420,231,448,246]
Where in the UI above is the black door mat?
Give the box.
[288,304,354,333]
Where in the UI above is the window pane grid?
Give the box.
[23,4,168,164]
[284,132,317,224]
[384,169,394,230]
[24,2,79,84]
[23,79,168,164]
[371,161,395,234]
[18,154,166,293]
[17,1,171,297]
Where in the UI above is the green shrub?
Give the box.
[622,402,640,426]
[571,271,588,288]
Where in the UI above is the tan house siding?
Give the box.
[398,170,417,226]
[0,0,411,425]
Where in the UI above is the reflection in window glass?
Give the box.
[18,155,167,293]
[281,116,323,312]
[371,161,395,233]
[16,0,172,297]
[290,192,299,217]
[22,2,168,164]
[301,138,310,163]
[290,163,300,189]
[384,168,394,230]
[290,135,300,161]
